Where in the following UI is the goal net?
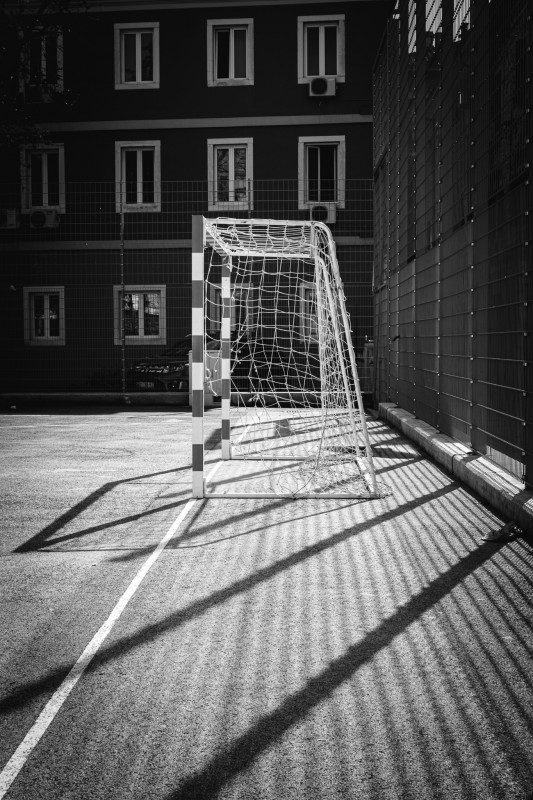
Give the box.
[191,216,383,499]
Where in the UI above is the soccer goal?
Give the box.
[191,215,382,499]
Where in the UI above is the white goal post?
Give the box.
[191,215,382,499]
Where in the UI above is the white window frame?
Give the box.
[297,15,345,84]
[208,138,253,211]
[298,135,346,209]
[23,286,65,346]
[115,140,161,213]
[207,18,254,86]
[113,285,167,345]
[19,28,64,99]
[20,143,66,213]
[114,22,160,90]
[299,281,318,340]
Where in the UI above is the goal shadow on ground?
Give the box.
[13,428,223,553]
[14,430,415,554]
[13,466,191,554]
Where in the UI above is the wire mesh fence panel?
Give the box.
[373,0,532,487]
[1,179,376,401]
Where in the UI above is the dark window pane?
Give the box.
[123,293,139,336]
[142,149,154,203]
[143,293,160,335]
[305,288,318,336]
[125,150,137,204]
[233,28,247,78]
[324,26,337,75]
[48,294,60,337]
[233,288,248,328]
[234,147,247,200]
[216,29,230,80]
[307,146,319,201]
[319,145,337,201]
[46,151,60,207]
[33,295,45,337]
[140,32,153,81]
[216,147,229,201]
[31,153,43,206]
[45,34,58,84]
[123,33,137,82]
[306,26,320,76]
[29,37,42,83]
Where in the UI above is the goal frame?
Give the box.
[191,215,377,500]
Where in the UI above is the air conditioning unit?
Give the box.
[0,209,20,229]
[310,203,337,224]
[29,209,60,229]
[309,76,336,97]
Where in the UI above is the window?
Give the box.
[23,287,65,345]
[231,283,258,331]
[113,285,166,345]
[207,19,254,86]
[115,141,161,212]
[114,23,159,89]
[207,282,258,332]
[20,29,63,101]
[208,138,253,210]
[299,282,318,339]
[453,0,470,41]
[297,15,345,83]
[298,136,345,208]
[20,144,65,212]
[425,0,442,38]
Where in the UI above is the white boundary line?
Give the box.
[0,461,222,799]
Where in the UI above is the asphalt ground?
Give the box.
[0,406,532,800]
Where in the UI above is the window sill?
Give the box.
[208,201,252,212]
[298,75,345,84]
[119,205,161,214]
[114,82,160,90]
[299,201,344,211]
[208,79,253,87]
[118,337,166,346]
[22,207,64,214]
[25,338,65,346]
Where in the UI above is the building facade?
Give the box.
[373,0,532,487]
[1,0,392,397]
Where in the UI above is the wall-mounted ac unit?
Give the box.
[310,204,337,224]
[309,77,336,97]
[30,209,60,229]
[0,209,20,229]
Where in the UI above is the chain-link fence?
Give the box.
[373,0,532,487]
[1,179,375,399]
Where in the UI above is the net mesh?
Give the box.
[203,217,385,498]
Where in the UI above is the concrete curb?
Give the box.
[378,402,533,534]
